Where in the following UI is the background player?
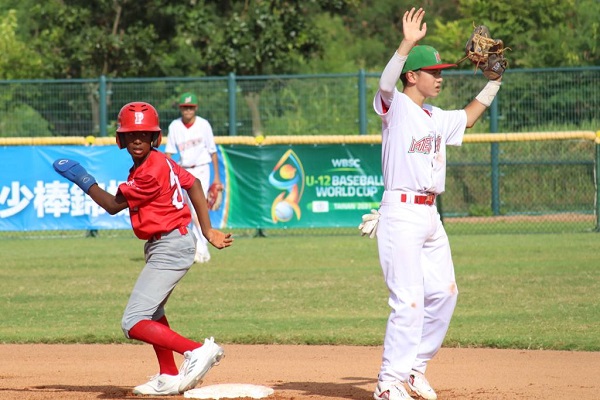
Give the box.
[165,92,222,264]
[371,7,503,400]
[53,101,233,396]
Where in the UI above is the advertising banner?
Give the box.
[0,144,383,231]
[1,146,134,231]
[221,144,382,228]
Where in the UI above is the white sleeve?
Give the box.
[204,121,217,154]
[164,121,178,154]
[379,52,408,106]
[440,109,468,146]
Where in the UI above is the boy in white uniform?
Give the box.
[165,92,222,263]
[372,7,503,400]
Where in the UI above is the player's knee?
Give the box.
[121,315,138,339]
[122,327,132,339]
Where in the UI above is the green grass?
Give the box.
[0,232,599,351]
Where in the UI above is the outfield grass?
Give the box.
[0,232,598,350]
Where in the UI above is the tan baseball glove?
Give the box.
[458,24,509,80]
[207,183,223,211]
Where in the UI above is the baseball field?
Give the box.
[1,231,599,399]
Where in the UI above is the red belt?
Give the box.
[400,193,436,206]
[150,226,188,241]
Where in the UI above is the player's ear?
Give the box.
[152,132,162,148]
[406,70,419,84]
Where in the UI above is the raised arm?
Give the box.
[379,7,427,101]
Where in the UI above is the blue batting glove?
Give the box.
[53,159,97,194]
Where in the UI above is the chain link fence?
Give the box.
[0,68,599,235]
[1,68,599,138]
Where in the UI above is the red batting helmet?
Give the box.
[115,102,162,149]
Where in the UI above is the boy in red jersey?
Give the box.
[53,102,233,396]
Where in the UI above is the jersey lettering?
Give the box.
[177,137,204,152]
[166,159,185,209]
[408,134,442,154]
[408,135,433,154]
[435,135,442,153]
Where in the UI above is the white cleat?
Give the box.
[132,373,181,396]
[374,381,415,400]
[407,371,437,400]
[178,337,225,393]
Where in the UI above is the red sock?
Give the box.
[149,316,178,375]
[128,316,202,374]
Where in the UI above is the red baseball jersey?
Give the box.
[118,149,196,240]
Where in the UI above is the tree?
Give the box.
[26,0,179,78]
[336,0,599,71]
[11,0,357,136]
[171,0,358,135]
[0,10,53,137]
[337,0,463,71]
[17,0,187,134]
[0,10,44,79]
[426,0,600,69]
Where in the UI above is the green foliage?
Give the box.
[26,0,173,78]
[0,103,52,137]
[443,139,596,219]
[0,10,44,79]
[1,1,599,137]
[294,14,365,73]
[2,0,600,80]
[250,76,361,135]
[497,69,600,131]
[338,0,464,70]
[207,2,323,76]
[3,0,358,79]
[433,0,600,70]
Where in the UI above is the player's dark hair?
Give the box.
[400,73,408,87]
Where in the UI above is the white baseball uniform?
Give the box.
[372,55,467,384]
[165,116,217,261]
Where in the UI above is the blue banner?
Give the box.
[1,144,382,231]
[1,146,131,231]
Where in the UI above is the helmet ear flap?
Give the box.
[152,132,162,148]
[116,132,125,149]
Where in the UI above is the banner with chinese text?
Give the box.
[0,144,383,231]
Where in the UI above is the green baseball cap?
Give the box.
[179,92,198,106]
[401,45,457,74]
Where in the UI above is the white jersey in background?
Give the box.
[165,116,216,169]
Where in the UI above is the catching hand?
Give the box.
[459,24,509,80]
[53,159,97,194]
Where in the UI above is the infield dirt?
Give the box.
[0,344,598,400]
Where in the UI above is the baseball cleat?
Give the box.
[178,337,224,393]
[132,373,181,396]
[374,381,415,400]
[407,371,437,400]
